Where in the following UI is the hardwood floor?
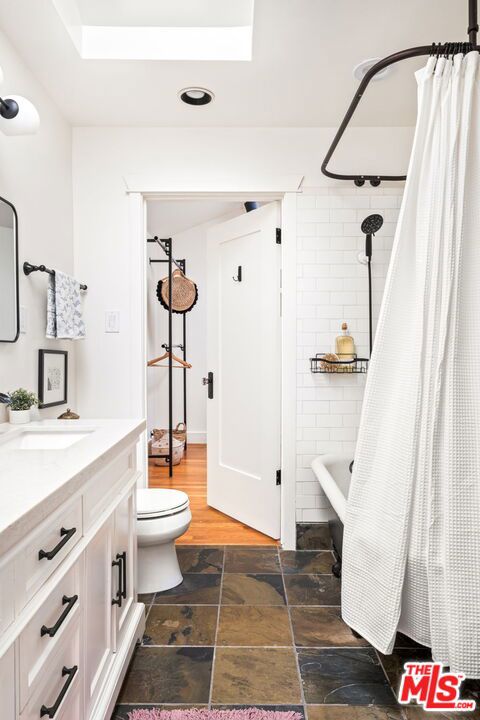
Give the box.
[148,444,278,546]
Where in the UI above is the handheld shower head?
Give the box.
[361,213,384,236]
[360,214,383,359]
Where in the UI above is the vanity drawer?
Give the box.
[0,558,15,634]
[20,619,81,720]
[15,498,82,612]
[83,449,136,531]
[19,561,81,710]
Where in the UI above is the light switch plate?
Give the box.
[19,306,27,334]
[105,310,120,333]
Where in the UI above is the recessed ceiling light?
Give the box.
[353,58,392,82]
[179,87,214,106]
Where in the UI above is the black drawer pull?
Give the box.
[40,665,78,718]
[41,595,78,638]
[38,527,77,561]
[119,551,127,600]
[112,555,123,607]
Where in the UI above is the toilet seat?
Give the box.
[137,488,189,520]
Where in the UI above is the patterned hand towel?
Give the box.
[46,271,86,339]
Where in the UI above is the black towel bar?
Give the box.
[23,262,87,290]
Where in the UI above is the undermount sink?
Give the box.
[0,428,93,450]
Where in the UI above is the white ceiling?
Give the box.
[0,0,465,127]
[147,199,244,237]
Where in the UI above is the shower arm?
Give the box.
[321,0,479,186]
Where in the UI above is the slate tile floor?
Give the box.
[113,544,478,720]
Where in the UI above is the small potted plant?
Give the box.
[1,389,38,424]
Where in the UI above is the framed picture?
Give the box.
[38,350,68,408]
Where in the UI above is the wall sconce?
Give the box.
[0,67,40,136]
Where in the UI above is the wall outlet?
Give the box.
[19,306,27,334]
[105,310,120,333]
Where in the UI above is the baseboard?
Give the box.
[187,431,206,444]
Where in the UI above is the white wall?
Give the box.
[146,208,239,443]
[0,29,75,419]
[72,126,413,525]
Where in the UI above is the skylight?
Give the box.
[51,0,254,61]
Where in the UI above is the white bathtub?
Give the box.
[311,454,353,567]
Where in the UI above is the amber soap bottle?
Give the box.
[335,322,355,360]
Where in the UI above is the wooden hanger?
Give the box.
[147,350,192,369]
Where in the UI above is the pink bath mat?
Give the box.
[128,709,303,720]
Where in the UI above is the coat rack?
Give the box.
[147,236,188,477]
[322,0,480,186]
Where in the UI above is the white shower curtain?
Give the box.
[342,51,480,678]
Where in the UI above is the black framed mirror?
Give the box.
[0,196,19,343]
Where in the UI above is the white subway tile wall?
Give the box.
[295,186,404,522]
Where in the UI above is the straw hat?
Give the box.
[157,269,198,314]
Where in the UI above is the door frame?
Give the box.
[127,179,301,550]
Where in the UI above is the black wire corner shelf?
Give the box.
[310,354,369,374]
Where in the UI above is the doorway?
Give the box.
[145,199,281,545]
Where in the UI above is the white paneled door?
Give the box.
[206,202,281,539]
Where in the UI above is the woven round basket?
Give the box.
[157,270,198,314]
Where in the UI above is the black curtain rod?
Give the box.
[23,262,87,290]
[322,0,479,186]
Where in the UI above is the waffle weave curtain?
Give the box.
[342,51,480,678]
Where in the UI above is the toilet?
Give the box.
[136,488,192,594]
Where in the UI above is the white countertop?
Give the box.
[0,419,145,556]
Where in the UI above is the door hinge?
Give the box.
[276,228,281,245]
[276,469,281,486]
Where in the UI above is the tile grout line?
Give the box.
[374,646,401,705]
[146,602,343,607]
[207,545,226,709]
[278,545,308,718]
[142,592,155,623]
[140,643,373,649]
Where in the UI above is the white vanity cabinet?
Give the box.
[84,513,115,718]
[0,645,15,719]
[0,422,145,720]
[112,488,136,651]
